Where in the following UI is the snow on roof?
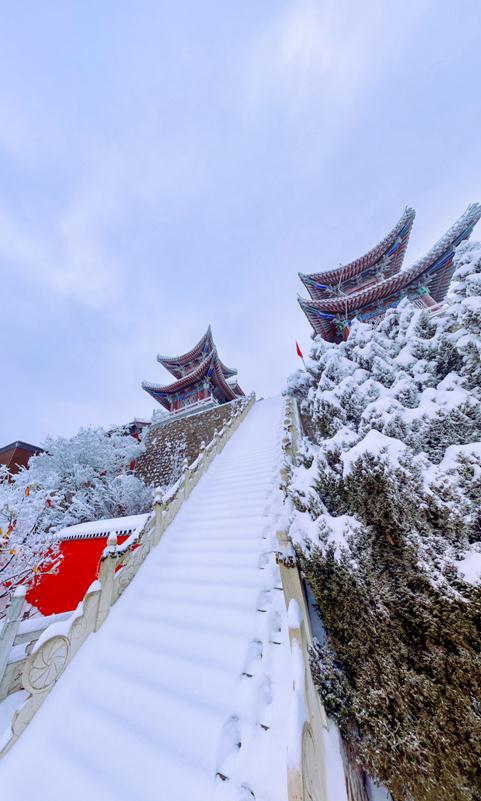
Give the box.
[0,441,43,455]
[56,514,149,541]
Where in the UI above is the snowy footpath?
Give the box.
[1,397,291,801]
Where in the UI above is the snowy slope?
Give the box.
[1,397,291,801]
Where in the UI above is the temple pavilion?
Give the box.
[142,326,244,415]
[298,203,481,343]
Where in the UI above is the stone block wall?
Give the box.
[136,399,246,488]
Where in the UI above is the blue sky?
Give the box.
[1,0,481,444]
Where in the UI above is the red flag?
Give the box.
[296,341,304,359]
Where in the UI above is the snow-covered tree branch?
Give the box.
[0,426,152,607]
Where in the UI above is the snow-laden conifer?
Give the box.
[288,243,481,801]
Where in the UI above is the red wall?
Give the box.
[26,535,128,616]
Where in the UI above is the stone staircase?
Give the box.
[1,397,291,801]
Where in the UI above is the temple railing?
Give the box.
[0,594,73,705]
[276,397,330,801]
[0,392,256,757]
[279,397,369,801]
[151,396,220,426]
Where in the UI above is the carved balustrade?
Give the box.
[277,396,330,801]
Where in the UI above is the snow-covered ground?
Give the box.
[1,397,293,801]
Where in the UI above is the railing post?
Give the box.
[0,586,26,702]
[286,599,306,801]
[197,441,206,478]
[182,457,192,498]
[95,533,117,631]
[153,487,165,546]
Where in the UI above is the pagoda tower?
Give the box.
[142,326,244,415]
[298,203,481,343]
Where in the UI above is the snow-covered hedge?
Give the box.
[288,241,481,801]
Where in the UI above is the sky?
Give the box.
[1,0,481,444]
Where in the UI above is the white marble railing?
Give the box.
[0,393,256,757]
[276,396,330,801]
[0,594,72,705]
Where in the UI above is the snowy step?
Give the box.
[165,540,263,555]
[161,532,262,544]
[135,583,265,611]
[129,598,259,636]
[152,559,263,578]
[157,553,261,570]
[88,655,234,723]
[180,491,268,504]
[62,690,215,800]
[115,626,253,675]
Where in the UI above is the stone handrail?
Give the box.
[277,396,329,801]
[0,392,256,756]
[0,589,73,705]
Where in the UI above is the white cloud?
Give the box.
[0,122,212,309]
[243,0,431,113]
[0,198,121,310]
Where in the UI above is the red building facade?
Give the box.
[0,441,43,475]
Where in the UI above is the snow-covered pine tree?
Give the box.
[287,243,481,801]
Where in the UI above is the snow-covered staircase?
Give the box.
[1,397,291,801]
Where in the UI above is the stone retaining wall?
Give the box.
[136,399,245,488]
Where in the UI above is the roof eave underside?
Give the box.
[211,360,243,401]
[143,348,243,401]
[298,298,336,341]
[299,207,416,293]
[157,327,213,373]
[143,352,213,395]
[156,329,237,380]
[300,203,481,316]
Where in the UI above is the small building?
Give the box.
[26,515,148,615]
[0,441,43,475]
[124,419,151,440]
[298,203,481,342]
